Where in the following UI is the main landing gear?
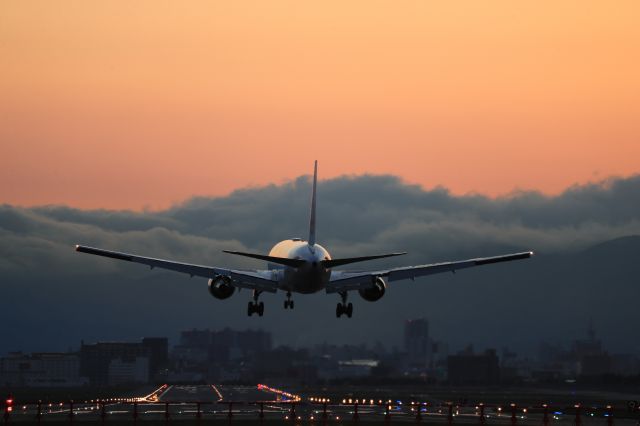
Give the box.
[284,291,294,309]
[248,290,264,316]
[336,292,353,318]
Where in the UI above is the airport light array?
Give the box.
[1,398,619,424]
[341,398,395,405]
[139,383,169,402]
[256,383,301,402]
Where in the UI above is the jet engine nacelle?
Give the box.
[358,277,386,302]
[208,276,235,299]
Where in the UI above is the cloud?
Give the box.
[1,174,639,354]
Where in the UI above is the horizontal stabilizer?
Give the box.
[223,250,306,268]
[322,252,407,268]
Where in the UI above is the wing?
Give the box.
[326,251,533,293]
[75,245,279,293]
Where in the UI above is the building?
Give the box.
[0,352,85,387]
[142,337,169,380]
[108,356,150,385]
[404,318,430,369]
[79,338,168,385]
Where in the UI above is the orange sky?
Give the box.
[1,1,639,210]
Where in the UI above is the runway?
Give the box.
[3,384,637,424]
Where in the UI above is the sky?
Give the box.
[2,1,640,210]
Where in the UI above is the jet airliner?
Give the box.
[76,162,533,317]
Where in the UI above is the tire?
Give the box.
[284,300,288,309]
[336,303,342,318]
[290,301,294,309]
[258,302,264,316]
[247,302,254,316]
[346,303,353,318]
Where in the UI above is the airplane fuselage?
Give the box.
[268,239,332,294]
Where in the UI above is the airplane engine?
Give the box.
[358,277,386,302]
[208,276,235,299]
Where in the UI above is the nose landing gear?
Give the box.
[284,291,294,309]
[248,290,264,316]
[336,292,353,318]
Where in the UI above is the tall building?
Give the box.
[404,318,430,368]
[142,337,169,379]
[572,320,610,376]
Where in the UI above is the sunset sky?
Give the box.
[1,1,639,210]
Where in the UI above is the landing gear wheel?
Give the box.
[247,302,254,316]
[336,292,350,318]
[284,292,293,310]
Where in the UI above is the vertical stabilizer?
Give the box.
[308,160,318,246]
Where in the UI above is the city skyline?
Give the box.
[2,318,634,388]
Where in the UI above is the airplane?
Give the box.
[75,161,533,318]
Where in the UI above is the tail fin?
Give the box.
[308,160,318,246]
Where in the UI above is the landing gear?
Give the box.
[336,292,353,318]
[284,291,294,309]
[247,301,264,316]
[248,290,264,316]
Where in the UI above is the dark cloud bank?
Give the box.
[1,174,640,355]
